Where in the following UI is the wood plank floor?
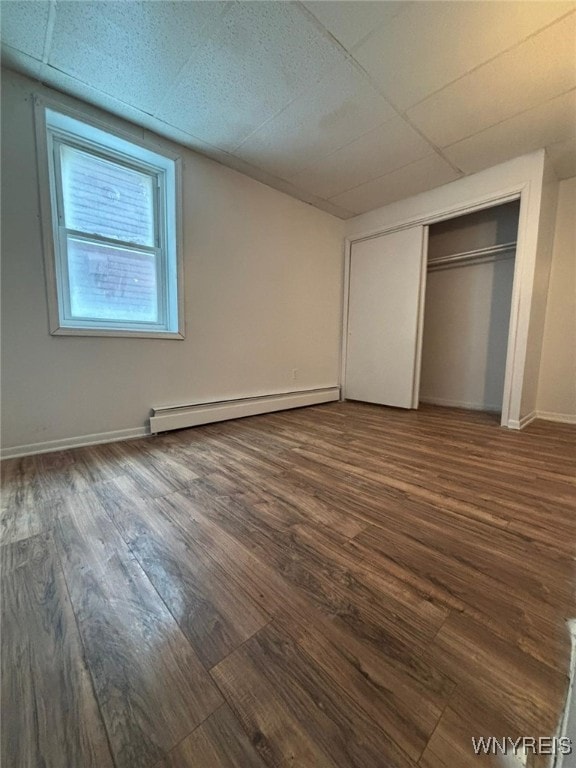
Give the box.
[2,402,575,768]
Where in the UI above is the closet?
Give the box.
[420,201,520,413]
[345,200,520,417]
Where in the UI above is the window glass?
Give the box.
[60,144,155,247]
[67,238,159,323]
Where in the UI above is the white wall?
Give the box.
[0,70,345,455]
[520,155,560,418]
[537,176,576,421]
[420,259,515,411]
[345,151,552,427]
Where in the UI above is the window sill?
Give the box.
[50,326,185,339]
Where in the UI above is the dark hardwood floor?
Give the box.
[2,402,575,767]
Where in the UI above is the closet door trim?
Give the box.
[340,184,529,429]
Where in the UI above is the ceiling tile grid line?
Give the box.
[378,6,576,116]
[150,1,236,118]
[0,0,49,60]
[230,1,460,182]
[324,151,456,202]
[443,89,576,176]
[439,85,576,154]
[404,11,576,149]
[330,84,576,208]
[288,118,438,201]
[151,1,351,149]
[41,0,56,65]
[301,0,412,53]
[237,0,462,181]
[334,3,572,192]
[36,62,215,150]
[257,1,576,198]
[310,51,465,179]
[238,3,576,182]
[226,0,377,153]
[230,62,401,181]
[336,8,576,174]
[227,0,431,176]
[2,0,576,218]
[330,153,462,214]
[348,1,576,113]
[36,59,301,171]
[228,56,360,155]
[45,1,254,125]
[228,52,375,154]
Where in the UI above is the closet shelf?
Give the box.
[427,241,517,272]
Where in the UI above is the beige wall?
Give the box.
[537,176,576,420]
[0,70,345,454]
[420,259,515,412]
[520,156,559,419]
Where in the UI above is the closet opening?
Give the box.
[419,200,520,417]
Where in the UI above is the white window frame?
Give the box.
[34,96,184,338]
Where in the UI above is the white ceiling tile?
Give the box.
[232,60,396,179]
[290,115,433,199]
[329,154,461,214]
[177,143,356,218]
[546,138,576,179]
[37,64,221,155]
[444,90,576,175]
[49,1,230,114]
[0,0,50,59]
[4,0,575,218]
[408,13,576,148]
[353,1,576,111]
[156,2,347,150]
[2,44,43,79]
[301,1,409,50]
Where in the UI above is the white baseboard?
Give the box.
[508,410,576,430]
[419,395,501,412]
[1,387,341,459]
[507,411,537,430]
[150,387,340,433]
[1,394,569,460]
[536,410,576,425]
[417,398,575,429]
[0,426,149,460]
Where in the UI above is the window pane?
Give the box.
[60,144,155,247]
[67,238,159,324]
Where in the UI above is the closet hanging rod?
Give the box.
[427,241,517,272]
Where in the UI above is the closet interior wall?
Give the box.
[419,201,521,413]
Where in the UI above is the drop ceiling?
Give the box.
[1,0,575,219]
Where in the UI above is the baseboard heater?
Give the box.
[149,386,340,434]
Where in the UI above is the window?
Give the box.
[36,102,183,337]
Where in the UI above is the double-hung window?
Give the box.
[37,103,183,337]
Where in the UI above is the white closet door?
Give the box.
[345,226,427,408]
